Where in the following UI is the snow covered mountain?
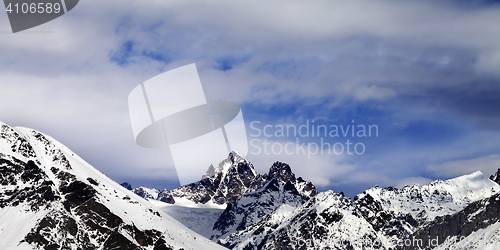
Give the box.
[132,151,259,205]
[0,122,227,250]
[123,147,500,250]
[130,154,318,243]
[5,120,498,250]
[353,171,499,237]
[163,151,260,205]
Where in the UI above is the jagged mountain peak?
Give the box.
[158,151,259,205]
[214,150,255,178]
[228,150,247,164]
[267,161,295,183]
[215,189,363,249]
[148,152,317,207]
[202,164,216,180]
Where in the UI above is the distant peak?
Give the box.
[201,164,216,180]
[470,170,484,175]
[120,182,133,190]
[268,161,295,183]
[228,150,247,163]
[445,170,485,183]
[211,151,253,178]
[229,150,242,156]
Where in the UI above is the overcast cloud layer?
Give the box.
[1,0,499,196]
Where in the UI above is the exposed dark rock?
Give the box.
[0,124,36,158]
[490,168,500,185]
[87,177,99,186]
[157,189,175,204]
[60,180,96,211]
[103,231,140,250]
[0,158,59,211]
[320,209,343,223]
[31,131,71,170]
[154,238,174,250]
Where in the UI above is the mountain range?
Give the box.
[131,153,500,250]
[2,121,500,250]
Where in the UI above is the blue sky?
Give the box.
[0,0,500,197]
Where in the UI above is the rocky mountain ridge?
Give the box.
[211,161,317,240]
[132,152,317,207]
[126,149,500,250]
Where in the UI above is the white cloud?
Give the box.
[427,154,500,179]
[1,0,499,192]
[2,0,499,104]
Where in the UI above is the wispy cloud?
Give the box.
[0,0,499,194]
[427,154,500,179]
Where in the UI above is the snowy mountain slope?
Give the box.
[131,158,317,242]
[150,199,225,239]
[0,122,227,250]
[128,157,318,246]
